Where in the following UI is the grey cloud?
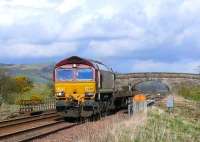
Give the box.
[0,0,200,73]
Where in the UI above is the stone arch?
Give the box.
[133,80,170,94]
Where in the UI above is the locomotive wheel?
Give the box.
[92,105,101,121]
[102,101,110,117]
[80,117,85,123]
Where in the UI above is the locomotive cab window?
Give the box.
[56,68,73,81]
[76,68,93,80]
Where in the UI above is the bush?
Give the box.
[0,77,19,104]
[14,76,33,93]
[30,94,43,104]
[16,94,44,105]
[0,70,34,104]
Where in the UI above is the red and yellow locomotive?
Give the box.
[54,56,116,118]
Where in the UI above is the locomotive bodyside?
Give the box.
[54,56,115,118]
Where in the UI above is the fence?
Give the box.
[0,98,56,121]
[158,97,200,109]
[128,101,147,116]
[156,96,200,119]
[19,98,56,113]
[0,104,20,121]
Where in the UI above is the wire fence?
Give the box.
[0,104,20,121]
[158,97,200,108]
[155,95,200,121]
[0,98,56,121]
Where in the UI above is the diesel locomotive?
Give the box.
[54,56,126,118]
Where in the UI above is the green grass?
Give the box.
[76,99,200,142]
[177,85,200,101]
[135,109,200,142]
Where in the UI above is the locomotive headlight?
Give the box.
[72,64,77,68]
[56,91,65,97]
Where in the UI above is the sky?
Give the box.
[0,0,200,73]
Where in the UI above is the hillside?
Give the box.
[0,63,54,83]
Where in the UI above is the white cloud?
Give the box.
[0,13,14,26]
[97,5,118,19]
[179,0,200,16]
[0,0,55,9]
[142,0,162,21]
[1,42,78,58]
[88,39,144,57]
[131,60,200,73]
[56,0,85,14]
[0,0,53,27]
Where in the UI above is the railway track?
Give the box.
[0,111,58,128]
[146,94,166,106]
[0,120,78,142]
[0,111,79,142]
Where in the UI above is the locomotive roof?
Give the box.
[55,56,112,71]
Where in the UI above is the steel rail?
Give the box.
[0,111,58,128]
[21,123,78,142]
[0,120,78,142]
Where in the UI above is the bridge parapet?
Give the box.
[115,73,200,91]
[117,73,200,80]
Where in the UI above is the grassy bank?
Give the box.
[176,85,200,101]
[77,97,200,142]
[135,109,200,142]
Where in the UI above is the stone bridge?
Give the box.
[116,73,200,91]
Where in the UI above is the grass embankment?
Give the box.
[77,96,200,142]
[177,85,200,101]
[135,109,200,142]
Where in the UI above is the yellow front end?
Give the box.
[55,81,96,103]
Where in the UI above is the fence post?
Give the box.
[128,104,132,117]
